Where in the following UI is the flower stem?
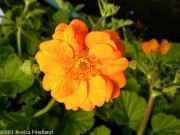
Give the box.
[138,74,155,135]
[138,95,155,135]
[17,27,22,56]
[33,98,56,118]
[92,16,106,31]
[122,27,128,42]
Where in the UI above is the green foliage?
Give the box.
[151,113,180,135]
[0,112,31,130]
[89,125,111,135]
[160,42,180,64]
[59,110,95,135]
[107,17,133,30]
[113,91,147,131]
[0,0,179,134]
[0,48,34,98]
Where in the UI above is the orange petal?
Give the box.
[39,40,74,59]
[141,41,151,55]
[101,75,113,102]
[54,26,84,53]
[54,23,68,33]
[116,41,125,57]
[149,38,159,52]
[85,31,111,47]
[89,75,106,107]
[57,81,88,109]
[42,73,60,91]
[72,107,79,111]
[109,72,126,88]
[101,57,128,75]
[158,39,171,54]
[70,19,89,37]
[111,87,120,99]
[102,30,125,56]
[53,23,68,40]
[79,97,95,111]
[35,40,74,74]
[51,73,80,98]
[102,30,120,42]
[88,43,121,60]
[35,51,64,74]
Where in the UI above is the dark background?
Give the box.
[69,0,180,42]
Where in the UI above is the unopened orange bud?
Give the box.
[157,39,171,54]
[141,38,171,55]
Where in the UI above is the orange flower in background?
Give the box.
[157,39,171,54]
[35,19,128,111]
[141,38,171,55]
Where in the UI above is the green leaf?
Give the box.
[173,69,180,84]
[89,125,111,135]
[113,91,147,131]
[0,112,31,130]
[34,113,59,131]
[0,54,34,98]
[52,10,70,24]
[125,73,141,93]
[74,4,85,12]
[18,87,41,106]
[161,42,180,64]
[55,0,70,10]
[59,109,95,135]
[0,45,14,66]
[125,41,138,59]
[162,85,180,97]
[151,113,180,135]
[26,9,46,18]
[107,18,133,30]
[95,101,114,122]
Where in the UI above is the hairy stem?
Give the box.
[92,16,106,31]
[138,74,155,135]
[33,98,56,118]
[17,27,22,56]
[138,96,155,135]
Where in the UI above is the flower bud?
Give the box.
[21,60,40,74]
[98,0,120,17]
[21,60,33,75]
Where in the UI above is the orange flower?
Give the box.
[35,19,128,111]
[141,38,171,55]
[157,39,171,54]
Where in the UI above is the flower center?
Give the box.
[73,52,102,81]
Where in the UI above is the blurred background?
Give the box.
[68,0,180,42]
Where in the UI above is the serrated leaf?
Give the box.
[151,113,180,135]
[89,125,111,135]
[59,109,95,135]
[0,112,31,130]
[0,54,34,98]
[125,74,141,93]
[113,91,147,131]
